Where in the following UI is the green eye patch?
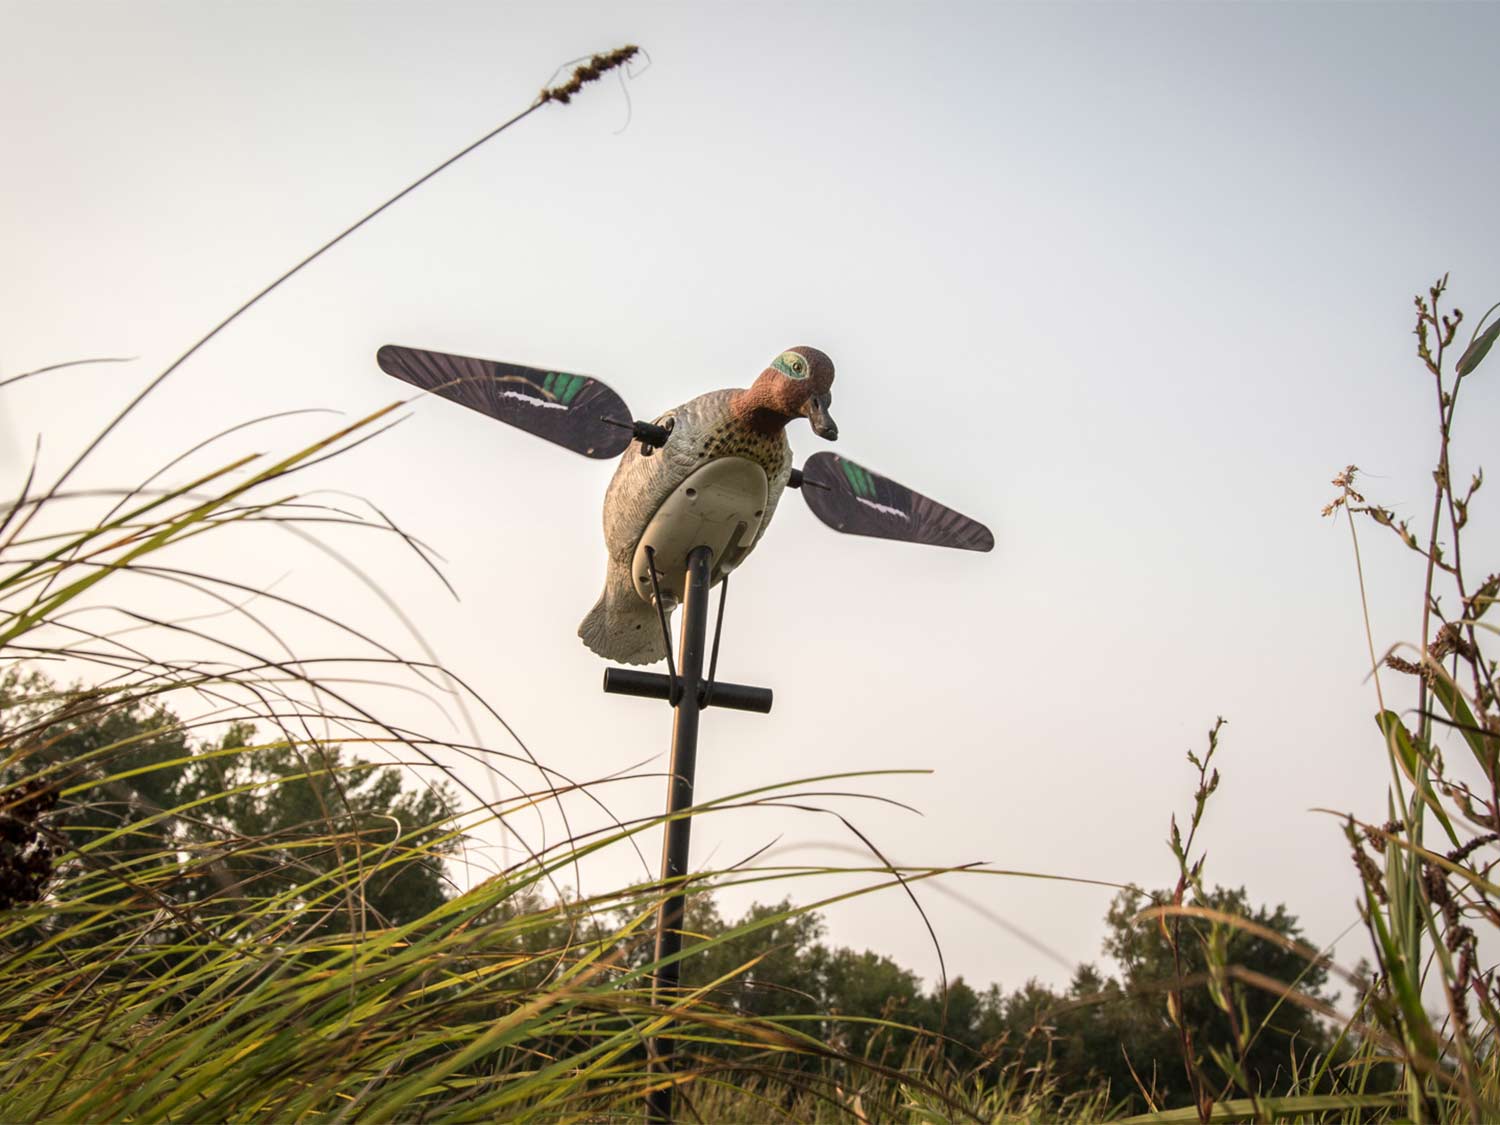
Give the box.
[772,353,808,380]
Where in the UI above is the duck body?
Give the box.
[578,389,793,664]
[578,346,838,665]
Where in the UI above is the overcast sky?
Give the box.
[4,1,1500,994]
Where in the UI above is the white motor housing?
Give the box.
[631,457,769,605]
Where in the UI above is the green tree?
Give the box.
[0,670,457,937]
[1099,884,1336,1110]
[679,897,830,1045]
[194,724,455,930]
[820,945,925,1058]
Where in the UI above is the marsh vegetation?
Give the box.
[0,279,1495,1121]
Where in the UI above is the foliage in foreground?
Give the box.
[1320,278,1500,1122]
[0,274,1495,1121]
[1,659,1349,1117]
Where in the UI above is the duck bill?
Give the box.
[805,395,838,441]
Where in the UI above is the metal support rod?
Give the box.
[646,544,713,1123]
[643,545,678,703]
[704,574,728,708]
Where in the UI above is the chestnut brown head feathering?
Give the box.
[730,346,838,440]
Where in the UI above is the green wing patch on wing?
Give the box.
[542,371,587,405]
[377,344,633,459]
[840,459,879,499]
[801,452,994,552]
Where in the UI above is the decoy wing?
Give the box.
[799,451,994,552]
[377,344,634,459]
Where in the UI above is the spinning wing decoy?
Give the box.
[378,341,992,667]
[377,344,633,459]
[798,451,994,552]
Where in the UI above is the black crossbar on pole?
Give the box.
[645,544,713,1123]
[603,668,772,713]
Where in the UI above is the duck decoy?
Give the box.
[377,343,993,663]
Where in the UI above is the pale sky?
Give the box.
[4,1,1499,996]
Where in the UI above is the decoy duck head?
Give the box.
[733,346,838,440]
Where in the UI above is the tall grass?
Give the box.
[1096,278,1500,1122]
[1322,277,1500,1121]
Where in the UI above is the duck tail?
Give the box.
[578,567,671,665]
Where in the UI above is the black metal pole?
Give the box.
[646,544,713,1123]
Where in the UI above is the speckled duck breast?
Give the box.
[578,346,838,665]
[601,389,794,579]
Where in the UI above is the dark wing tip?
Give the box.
[375,344,404,374]
[374,343,635,460]
[798,451,995,554]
